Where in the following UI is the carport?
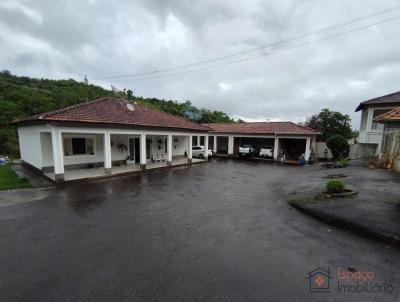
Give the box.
[204,122,317,162]
[278,138,307,161]
[233,137,275,156]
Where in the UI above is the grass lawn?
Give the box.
[0,165,31,191]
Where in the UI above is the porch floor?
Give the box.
[44,158,205,182]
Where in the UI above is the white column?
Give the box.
[204,135,209,159]
[167,134,173,164]
[197,135,201,146]
[214,135,218,153]
[273,136,279,160]
[104,131,112,174]
[140,133,146,169]
[305,137,311,161]
[51,126,64,182]
[188,135,192,162]
[228,136,234,155]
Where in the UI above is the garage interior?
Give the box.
[234,137,275,157]
[278,138,306,160]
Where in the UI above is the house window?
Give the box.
[64,137,95,156]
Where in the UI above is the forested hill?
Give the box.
[0,70,234,156]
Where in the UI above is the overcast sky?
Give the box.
[1,0,400,128]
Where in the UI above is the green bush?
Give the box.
[326,135,350,160]
[326,179,345,193]
[335,158,349,168]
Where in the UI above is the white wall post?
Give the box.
[305,137,311,162]
[273,136,279,161]
[188,135,193,162]
[214,135,218,153]
[51,126,64,182]
[104,131,112,174]
[204,135,209,159]
[167,134,173,165]
[197,135,201,146]
[140,133,146,169]
[228,135,234,155]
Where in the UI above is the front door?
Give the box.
[134,138,140,163]
[128,138,135,161]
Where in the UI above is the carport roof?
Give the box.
[203,122,318,135]
[13,97,210,131]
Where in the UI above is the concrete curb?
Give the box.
[289,200,400,248]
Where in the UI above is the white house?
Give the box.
[14,97,211,182]
[356,91,400,154]
[203,122,318,162]
[14,97,319,182]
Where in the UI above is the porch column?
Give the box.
[140,133,146,169]
[204,135,209,159]
[304,137,311,162]
[273,136,279,160]
[104,131,112,174]
[51,126,64,182]
[188,135,193,163]
[214,135,218,153]
[228,135,234,155]
[198,135,201,146]
[167,134,173,165]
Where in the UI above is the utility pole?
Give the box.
[84,74,89,102]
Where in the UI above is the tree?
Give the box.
[326,135,349,160]
[305,108,352,142]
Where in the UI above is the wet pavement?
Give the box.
[0,159,399,302]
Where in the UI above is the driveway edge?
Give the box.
[289,200,400,248]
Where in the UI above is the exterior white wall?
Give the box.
[18,125,46,169]
[40,132,53,167]
[172,136,189,156]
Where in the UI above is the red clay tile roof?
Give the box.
[14,97,210,131]
[355,90,400,112]
[203,122,318,135]
[374,107,400,122]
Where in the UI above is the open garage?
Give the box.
[278,138,307,161]
[233,137,275,156]
[204,122,317,162]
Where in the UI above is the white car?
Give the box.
[239,144,257,157]
[259,146,273,158]
[192,146,213,159]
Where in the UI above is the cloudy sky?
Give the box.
[1,0,400,128]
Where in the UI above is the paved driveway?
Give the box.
[0,159,399,301]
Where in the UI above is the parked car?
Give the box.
[239,144,257,157]
[259,146,274,158]
[192,146,213,159]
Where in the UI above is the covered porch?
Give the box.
[41,127,209,182]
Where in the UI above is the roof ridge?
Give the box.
[40,96,114,118]
[363,90,400,103]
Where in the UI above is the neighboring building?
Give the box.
[374,107,400,171]
[355,91,400,154]
[13,97,210,182]
[204,122,318,162]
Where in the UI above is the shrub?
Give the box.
[326,179,345,193]
[335,158,349,168]
[326,135,349,160]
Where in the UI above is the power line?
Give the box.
[101,14,400,82]
[93,4,400,80]
[0,80,52,92]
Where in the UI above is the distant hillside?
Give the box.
[0,70,233,157]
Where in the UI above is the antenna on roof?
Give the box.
[84,74,89,102]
